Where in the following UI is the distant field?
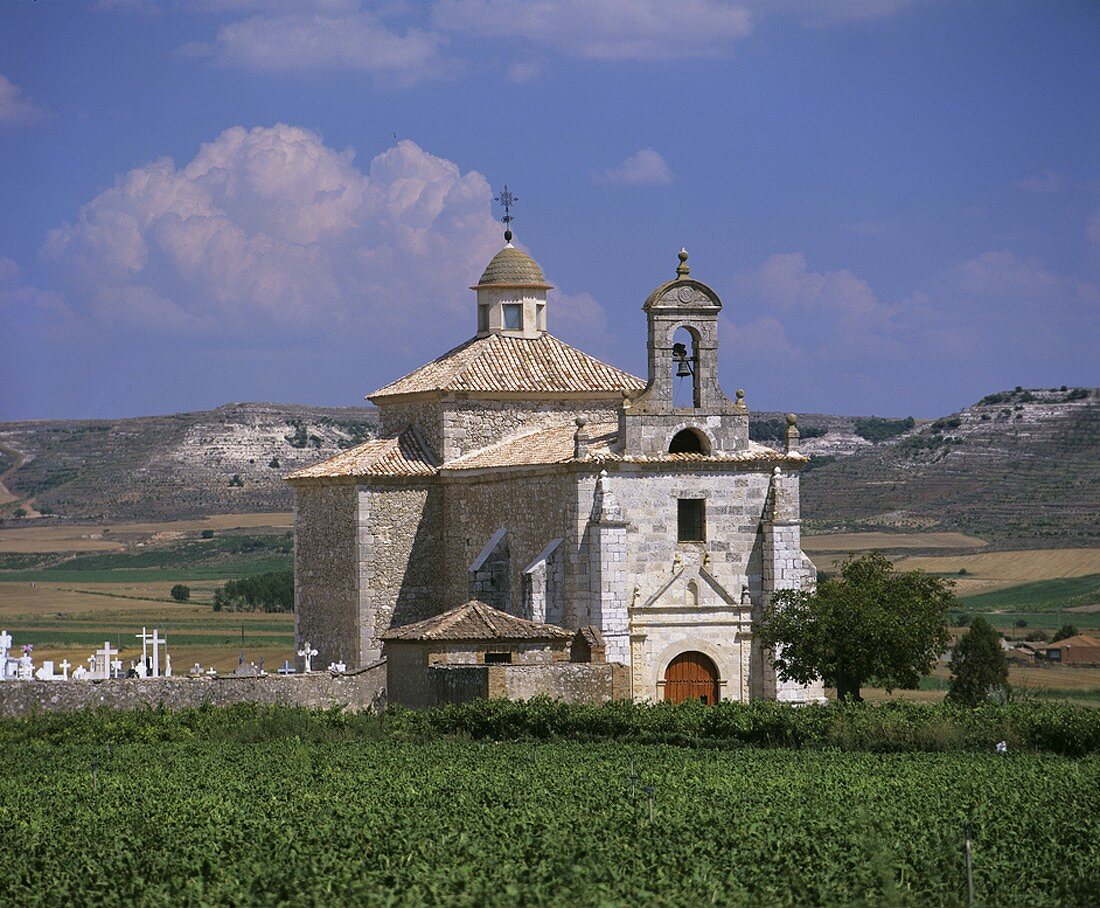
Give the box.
[0,512,294,553]
[0,514,298,672]
[896,548,1100,581]
[802,531,988,553]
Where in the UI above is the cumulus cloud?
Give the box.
[432,0,752,60]
[0,75,46,127]
[176,7,455,84]
[593,149,674,187]
[42,125,509,343]
[1011,169,1064,193]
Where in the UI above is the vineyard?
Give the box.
[2,706,1098,905]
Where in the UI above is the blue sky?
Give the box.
[2,0,1098,420]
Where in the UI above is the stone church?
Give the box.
[288,232,822,705]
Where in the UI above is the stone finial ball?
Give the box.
[678,248,689,264]
[736,389,745,400]
[786,413,797,426]
[575,417,587,427]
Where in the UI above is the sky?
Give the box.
[1,0,1098,421]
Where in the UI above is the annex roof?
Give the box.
[285,428,436,480]
[381,600,574,642]
[367,333,646,401]
[442,422,807,472]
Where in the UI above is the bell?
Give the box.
[676,359,693,377]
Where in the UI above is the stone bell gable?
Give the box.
[620,249,748,458]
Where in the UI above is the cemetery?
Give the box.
[0,628,384,717]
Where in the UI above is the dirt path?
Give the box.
[0,442,26,506]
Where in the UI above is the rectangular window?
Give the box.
[503,303,523,330]
[477,305,489,333]
[677,498,706,542]
[485,652,512,664]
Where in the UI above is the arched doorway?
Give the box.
[663,651,720,705]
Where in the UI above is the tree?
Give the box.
[13,508,26,518]
[170,584,191,602]
[754,552,954,702]
[947,616,1008,706]
[1052,623,1079,643]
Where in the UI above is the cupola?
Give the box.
[471,240,553,339]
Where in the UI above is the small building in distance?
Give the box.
[288,230,822,706]
[1039,634,1100,665]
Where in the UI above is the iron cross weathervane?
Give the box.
[495,185,518,242]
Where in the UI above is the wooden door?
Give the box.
[663,651,720,705]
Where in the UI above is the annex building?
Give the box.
[288,232,823,706]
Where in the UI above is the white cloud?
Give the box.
[432,0,752,61]
[1087,210,1100,247]
[43,125,510,341]
[948,250,1062,299]
[594,149,674,187]
[178,9,455,85]
[1011,169,1064,193]
[0,75,45,127]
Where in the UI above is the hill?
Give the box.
[1,388,1096,545]
[0,403,377,521]
[799,387,1098,546]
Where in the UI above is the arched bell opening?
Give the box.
[663,651,720,705]
[668,428,709,455]
[671,326,701,408]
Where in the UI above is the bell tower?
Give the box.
[619,249,748,456]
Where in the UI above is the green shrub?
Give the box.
[170,584,190,602]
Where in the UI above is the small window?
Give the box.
[677,498,705,542]
[478,305,489,333]
[536,303,546,331]
[503,304,523,330]
[484,652,512,664]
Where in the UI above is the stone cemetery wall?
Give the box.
[426,662,628,708]
[0,665,386,718]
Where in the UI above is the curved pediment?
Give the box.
[643,278,722,312]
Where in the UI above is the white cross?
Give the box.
[95,641,118,678]
[150,629,167,677]
[297,642,318,673]
[136,626,153,671]
[59,659,70,680]
[0,630,11,654]
[110,658,123,679]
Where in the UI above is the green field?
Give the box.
[3,729,1095,906]
[959,573,1100,612]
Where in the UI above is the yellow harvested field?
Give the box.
[0,512,294,553]
[895,548,1100,581]
[802,531,988,553]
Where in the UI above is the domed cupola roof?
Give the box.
[475,243,553,289]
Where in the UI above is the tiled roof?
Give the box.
[381,600,574,642]
[1042,634,1100,650]
[368,333,646,401]
[286,429,436,480]
[476,244,551,287]
[443,422,808,472]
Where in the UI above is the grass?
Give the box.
[959,573,1100,613]
[0,557,292,583]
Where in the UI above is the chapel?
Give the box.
[287,229,822,705]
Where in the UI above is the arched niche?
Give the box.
[668,427,709,455]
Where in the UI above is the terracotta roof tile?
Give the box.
[381,600,574,642]
[286,428,436,480]
[442,422,809,472]
[368,333,646,400]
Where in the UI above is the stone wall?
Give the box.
[441,399,620,462]
[0,666,387,718]
[378,400,445,463]
[424,662,628,707]
[442,471,579,616]
[295,484,360,670]
[359,483,442,662]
